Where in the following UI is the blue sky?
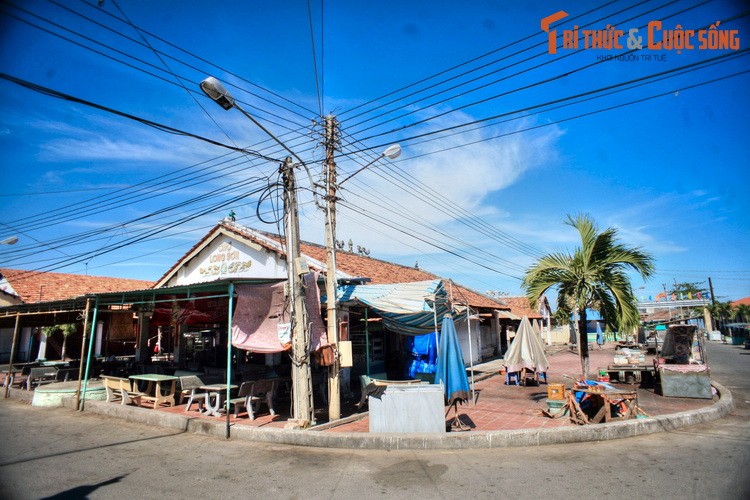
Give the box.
[1,0,748,303]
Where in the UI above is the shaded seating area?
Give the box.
[506,366,548,386]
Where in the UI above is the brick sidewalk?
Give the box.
[321,344,717,433]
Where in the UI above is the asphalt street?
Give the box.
[0,341,748,500]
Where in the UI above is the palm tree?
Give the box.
[709,301,733,332]
[736,304,750,323]
[522,214,655,379]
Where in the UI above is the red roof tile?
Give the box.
[0,268,154,304]
[500,296,543,319]
[157,221,509,311]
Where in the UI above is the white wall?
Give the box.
[165,236,288,287]
[455,317,481,365]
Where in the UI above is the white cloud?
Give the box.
[324,113,562,259]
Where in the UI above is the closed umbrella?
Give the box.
[596,322,604,349]
[503,316,549,384]
[435,315,470,407]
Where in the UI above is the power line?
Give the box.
[337,135,544,258]
[346,52,749,153]
[0,73,284,161]
[66,0,318,117]
[338,0,624,119]
[342,0,659,131]
[338,200,523,281]
[2,2,313,132]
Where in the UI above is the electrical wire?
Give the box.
[338,0,623,118]
[0,73,283,161]
[341,0,658,130]
[2,2,313,132]
[65,0,317,117]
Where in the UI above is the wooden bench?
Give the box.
[26,366,59,390]
[229,379,277,420]
[101,375,146,406]
[357,374,425,407]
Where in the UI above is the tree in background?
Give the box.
[735,304,750,323]
[523,214,655,379]
[668,281,709,298]
[709,301,734,334]
[41,323,78,360]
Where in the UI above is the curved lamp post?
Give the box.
[200,76,304,166]
[0,236,18,245]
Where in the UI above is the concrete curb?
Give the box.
[5,382,734,450]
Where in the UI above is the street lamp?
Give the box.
[338,144,402,187]
[200,76,313,427]
[0,236,18,245]
[200,76,304,166]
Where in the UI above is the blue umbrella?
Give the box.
[435,315,470,406]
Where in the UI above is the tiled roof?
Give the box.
[159,221,510,311]
[297,239,507,310]
[731,297,750,307]
[640,309,673,323]
[500,296,543,319]
[0,268,154,304]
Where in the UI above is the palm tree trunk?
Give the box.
[578,308,589,379]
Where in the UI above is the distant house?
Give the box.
[0,268,152,362]
[495,296,549,345]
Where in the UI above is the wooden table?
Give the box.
[575,387,638,423]
[199,384,238,416]
[129,374,179,408]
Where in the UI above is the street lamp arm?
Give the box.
[232,101,308,169]
[338,144,401,187]
[338,157,382,187]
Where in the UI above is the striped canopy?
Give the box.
[337,279,451,335]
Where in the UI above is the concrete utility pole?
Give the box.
[323,115,341,421]
[281,158,313,426]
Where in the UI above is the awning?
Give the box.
[337,279,451,335]
[495,309,521,320]
[231,274,328,353]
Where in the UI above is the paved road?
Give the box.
[1,341,748,500]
